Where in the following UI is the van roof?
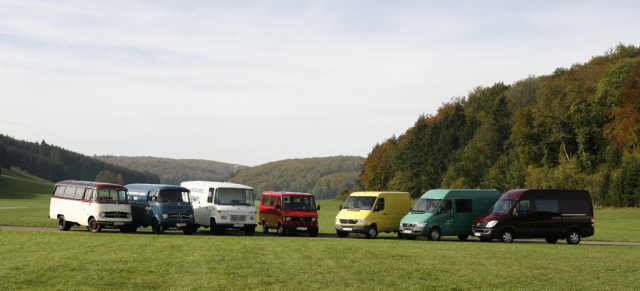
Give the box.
[349,191,409,197]
[262,191,314,197]
[180,181,252,190]
[501,189,591,200]
[125,184,190,192]
[56,180,125,189]
[420,189,500,199]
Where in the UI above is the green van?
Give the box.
[399,189,500,240]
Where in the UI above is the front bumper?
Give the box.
[399,226,427,236]
[472,228,497,239]
[335,224,371,234]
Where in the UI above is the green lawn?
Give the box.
[0,231,638,290]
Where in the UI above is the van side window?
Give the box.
[149,191,158,202]
[455,199,473,213]
[74,188,85,199]
[63,187,76,198]
[374,198,385,211]
[536,199,559,213]
[261,195,270,206]
[516,200,530,214]
[208,189,214,203]
[84,189,94,200]
[560,199,588,214]
[54,186,65,197]
[269,196,277,207]
[440,200,452,214]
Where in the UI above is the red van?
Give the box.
[259,192,319,237]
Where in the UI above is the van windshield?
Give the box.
[491,199,516,214]
[216,188,254,206]
[411,198,441,213]
[343,196,376,210]
[283,196,316,210]
[158,190,190,203]
[96,188,127,202]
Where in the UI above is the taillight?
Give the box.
[591,216,594,228]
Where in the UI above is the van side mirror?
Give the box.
[512,209,518,216]
[339,204,342,210]
[374,205,380,212]
[276,204,280,210]
[317,205,321,211]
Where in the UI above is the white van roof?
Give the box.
[180,181,253,190]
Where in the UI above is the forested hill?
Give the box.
[0,134,159,184]
[361,44,640,207]
[96,156,247,186]
[229,156,364,200]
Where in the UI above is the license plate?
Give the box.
[403,230,412,234]
[176,223,186,227]
[296,227,307,231]
[343,228,352,231]
[113,222,123,226]
[474,232,481,237]
[233,224,243,227]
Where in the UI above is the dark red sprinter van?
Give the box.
[472,189,594,244]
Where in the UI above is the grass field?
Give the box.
[1,231,639,290]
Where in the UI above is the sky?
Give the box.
[1,1,639,166]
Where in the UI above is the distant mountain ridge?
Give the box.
[229,156,364,200]
[96,156,247,186]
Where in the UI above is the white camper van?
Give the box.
[180,181,257,235]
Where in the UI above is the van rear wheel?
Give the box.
[58,216,71,231]
[566,229,581,244]
[262,222,269,234]
[545,237,558,244]
[457,235,469,241]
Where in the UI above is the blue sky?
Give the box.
[1,1,639,166]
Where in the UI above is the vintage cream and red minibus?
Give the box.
[49,180,134,233]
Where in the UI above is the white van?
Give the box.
[180,181,257,235]
[49,180,134,233]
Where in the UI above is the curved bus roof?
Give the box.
[262,191,314,197]
[181,181,253,190]
[124,184,190,192]
[56,180,126,189]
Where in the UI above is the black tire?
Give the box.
[458,235,469,241]
[88,218,102,233]
[183,225,197,235]
[210,219,224,235]
[499,229,514,243]
[308,228,319,237]
[152,220,165,234]
[365,224,378,239]
[119,225,137,233]
[277,224,286,236]
[397,232,404,239]
[427,228,441,241]
[336,230,349,238]
[566,229,581,245]
[405,235,417,240]
[545,237,559,244]
[262,221,269,234]
[58,216,71,231]
[244,226,256,236]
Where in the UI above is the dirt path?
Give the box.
[1,225,639,246]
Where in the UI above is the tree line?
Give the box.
[0,135,160,184]
[361,44,640,207]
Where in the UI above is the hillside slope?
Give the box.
[96,156,247,185]
[229,156,363,199]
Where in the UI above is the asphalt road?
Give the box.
[2,225,639,246]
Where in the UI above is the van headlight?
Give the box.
[311,217,316,222]
[285,217,292,221]
[162,214,168,219]
[127,213,131,219]
[335,218,341,224]
[486,220,498,228]
[416,222,427,227]
[249,216,255,221]
[189,214,194,219]
[357,219,368,224]
[99,212,105,218]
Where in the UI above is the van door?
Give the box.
[372,197,387,231]
[511,199,535,238]
[267,195,279,228]
[450,199,473,236]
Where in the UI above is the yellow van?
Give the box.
[335,191,411,239]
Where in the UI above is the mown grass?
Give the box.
[0,231,638,290]
[0,170,53,207]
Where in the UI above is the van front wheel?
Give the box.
[152,220,165,234]
[499,229,514,243]
[336,230,348,238]
[457,235,469,241]
[262,222,269,234]
[244,226,256,236]
[427,228,441,241]
[365,225,378,239]
[277,224,286,236]
[88,218,102,233]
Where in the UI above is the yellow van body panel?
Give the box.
[335,191,411,233]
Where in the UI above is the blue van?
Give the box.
[125,184,197,235]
